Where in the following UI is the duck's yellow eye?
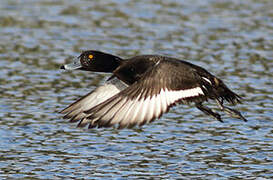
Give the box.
[88,54,93,59]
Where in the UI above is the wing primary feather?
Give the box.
[119,93,142,127]
[98,97,128,126]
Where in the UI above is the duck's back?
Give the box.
[113,55,161,85]
[113,55,213,87]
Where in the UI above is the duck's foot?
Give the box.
[196,103,223,122]
[216,99,247,122]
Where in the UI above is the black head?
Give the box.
[61,50,123,73]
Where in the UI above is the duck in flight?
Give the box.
[60,50,247,129]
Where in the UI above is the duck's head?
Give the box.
[61,50,122,73]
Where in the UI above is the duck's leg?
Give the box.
[195,102,223,122]
[216,99,247,122]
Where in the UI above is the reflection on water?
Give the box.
[0,0,272,179]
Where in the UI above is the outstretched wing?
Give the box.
[77,60,208,129]
[60,77,128,122]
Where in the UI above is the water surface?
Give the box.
[0,0,273,179]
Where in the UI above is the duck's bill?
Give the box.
[60,57,82,70]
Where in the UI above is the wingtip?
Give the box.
[59,109,66,114]
[241,116,248,122]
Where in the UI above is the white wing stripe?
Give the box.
[130,98,144,124]
[121,94,141,124]
[89,86,204,127]
[160,89,168,112]
[145,95,156,122]
[138,97,150,125]
[153,94,162,118]
[165,87,204,102]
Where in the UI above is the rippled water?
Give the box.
[0,0,273,179]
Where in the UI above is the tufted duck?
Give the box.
[60,50,247,129]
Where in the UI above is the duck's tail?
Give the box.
[213,77,241,105]
[198,76,246,122]
[200,76,242,105]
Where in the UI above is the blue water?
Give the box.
[0,0,272,179]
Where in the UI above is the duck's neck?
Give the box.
[92,54,123,73]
